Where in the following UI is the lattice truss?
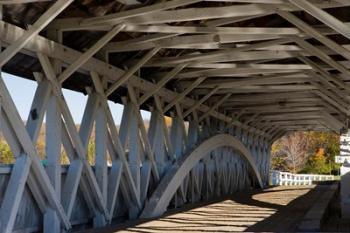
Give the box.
[0,0,348,232]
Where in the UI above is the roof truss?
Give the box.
[2,0,350,135]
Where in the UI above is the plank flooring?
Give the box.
[90,185,330,232]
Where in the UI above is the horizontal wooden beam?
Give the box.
[104,34,282,52]
[81,0,202,26]
[0,21,269,137]
[176,68,306,79]
[0,0,51,3]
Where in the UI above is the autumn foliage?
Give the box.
[271,131,340,174]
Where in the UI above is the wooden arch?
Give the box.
[141,134,263,218]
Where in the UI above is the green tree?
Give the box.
[87,141,95,165]
[305,132,340,174]
[0,141,14,164]
[271,140,287,170]
[303,148,331,174]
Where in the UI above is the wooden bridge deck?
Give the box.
[86,185,335,233]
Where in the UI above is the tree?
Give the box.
[271,155,287,171]
[303,148,331,174]
[87,141,95,165]
[0,141,14,164]
[271,140,287,171]
[272,131,340,174]
[274,132,309,173]
[304,132,340,174]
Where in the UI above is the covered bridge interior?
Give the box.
[0,0,349,232]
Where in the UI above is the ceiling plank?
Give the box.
[290,0,350,40]
[81,0,202,26]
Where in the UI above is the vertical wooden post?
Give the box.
[44,95,62,233]
[148,109,166,176]
[44,30,63,233]
[187,118,199,149]
[94,100,108,227]
[170,115,184,159]
[120,102,141,213]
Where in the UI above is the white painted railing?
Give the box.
[270,170,334,186]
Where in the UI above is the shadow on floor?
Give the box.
[81,185,331,233]
[243,185,326,232]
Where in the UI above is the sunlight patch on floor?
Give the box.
[116,186,315,232]
[252,185,314,206]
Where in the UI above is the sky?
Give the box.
[2,72,150,124]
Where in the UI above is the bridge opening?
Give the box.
[271,131,340,176]
[0,1,350,232]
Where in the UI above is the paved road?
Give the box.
[104,185,325,232]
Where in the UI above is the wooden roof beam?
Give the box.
[223,91,315,102]
[104,34,281,53]
[0,0,52,3]
[148,50,297,67]
[176,68,303,79]
[0,21,269,138]
[81,0,202,26]
[223,96,318,105]
[277,9,350,61]
[227,107,325,114]
[290,0,350,41]
[163,77,206,113]
[106,47,161,96]
[81,1,350,26]
[190,76,311,88]
[192,85,316,95]
[58,24,125,84]
[0,0,73,67]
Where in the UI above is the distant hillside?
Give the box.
[0,119,154,164]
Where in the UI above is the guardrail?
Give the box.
[270,170,334,186]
